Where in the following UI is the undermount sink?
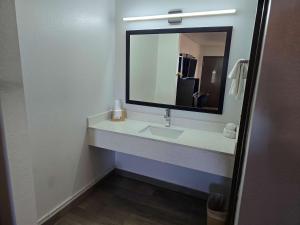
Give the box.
[139,125,184,139]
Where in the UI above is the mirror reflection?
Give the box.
[127,28,232,114]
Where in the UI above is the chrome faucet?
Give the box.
[164,108,171,127]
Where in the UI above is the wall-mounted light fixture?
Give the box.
[123,9,237,22]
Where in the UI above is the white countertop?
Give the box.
[89,119,236,155]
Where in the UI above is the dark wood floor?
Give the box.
[45,174,207,225]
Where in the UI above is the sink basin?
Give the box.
[139,125,184,139]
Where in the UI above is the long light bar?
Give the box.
[123,9,237,22]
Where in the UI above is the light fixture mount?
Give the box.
[168,9,183,25]
[123,9,237,22]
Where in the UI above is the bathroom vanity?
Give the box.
[88,111,236,178]
[88,26,240,180]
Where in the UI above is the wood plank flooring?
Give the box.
[44,174,207,225]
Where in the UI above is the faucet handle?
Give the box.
[164,108,171,127]
[164,108,171,117]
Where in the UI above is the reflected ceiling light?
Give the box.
[123,9,237,22]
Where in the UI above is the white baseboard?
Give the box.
[37,167,114,225]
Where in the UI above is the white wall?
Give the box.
[115,0,258,124]
[0,0,37,224]
[154,34,179,105]
[201,45,226,56]
[14,0,116,220]
[130,35,158,102]
[130,33,179,105]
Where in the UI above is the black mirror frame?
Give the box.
[126,26,233,114]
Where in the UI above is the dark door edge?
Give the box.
[227,0,271,224]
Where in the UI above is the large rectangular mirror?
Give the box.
[126,27,232,114]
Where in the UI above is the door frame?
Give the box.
[227,0,270,224]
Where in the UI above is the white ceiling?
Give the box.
[183,32,227,46]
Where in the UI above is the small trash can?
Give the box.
[207,193,228,225]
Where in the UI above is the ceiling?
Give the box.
[183,32,227,46]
